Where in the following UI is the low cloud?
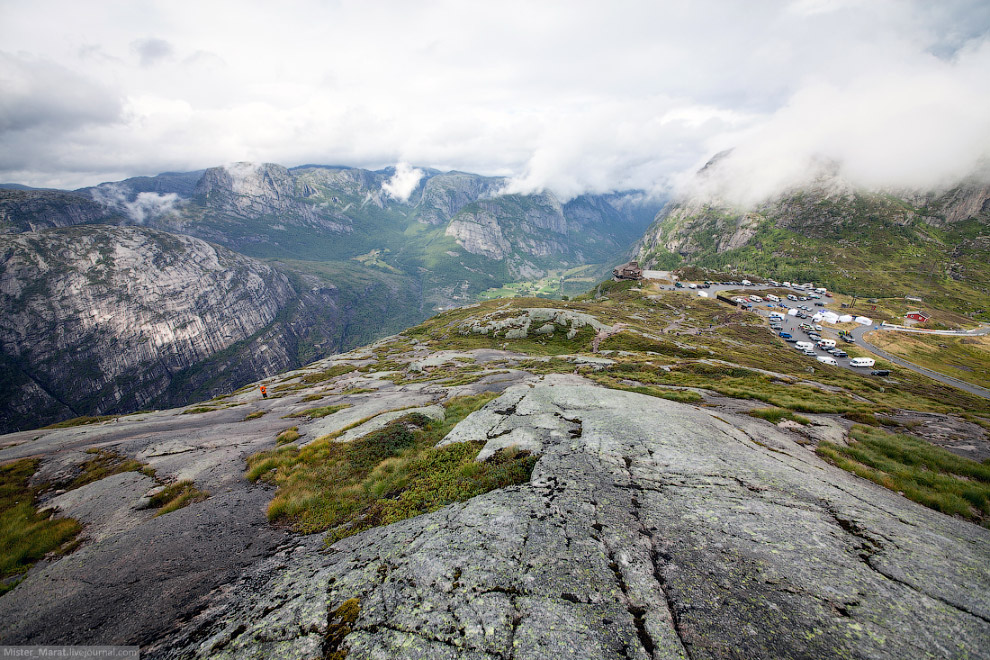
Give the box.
[381,163,425,202]
[125,192,182,223]
[1,1,988,195]
[89,184,182,223]
[681,39,990,205]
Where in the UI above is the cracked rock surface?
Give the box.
[156,382,990,659]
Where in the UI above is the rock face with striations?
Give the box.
[0,189,122,233]
[0,224,376,432]
[151,381,990,659]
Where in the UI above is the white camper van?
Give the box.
[795,341,814,351]
[849,357,876,368]
[766,294,780,302]
[816,355,838,366]
[818,339,836,349]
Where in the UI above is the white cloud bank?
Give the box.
[0,0,988,200]
[381,163,425,202]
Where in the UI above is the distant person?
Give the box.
[260,385,268,399]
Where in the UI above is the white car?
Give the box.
[816,355,837,366]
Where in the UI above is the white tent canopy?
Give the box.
[854,316,873,326]
[838,314,854,323]
[821,312,840,324]
[788,308,798,316]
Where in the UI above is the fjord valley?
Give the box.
[5,2,990,657]
[0,163,659,432]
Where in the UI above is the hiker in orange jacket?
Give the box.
[260,385,268,399]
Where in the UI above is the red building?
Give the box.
[905,311,930,323]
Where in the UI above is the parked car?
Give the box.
[833,350,848,358]
[871,369,891,376]
[814,324,822,331]
[784,338,798,343]
[841,335,855,343]
[778,332,792,338]
[814,302,825,307]
[803,349,817,357]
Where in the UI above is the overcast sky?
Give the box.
[2,0,989,200]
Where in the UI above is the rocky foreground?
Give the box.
[0,324,987,659]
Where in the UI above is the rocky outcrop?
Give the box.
[191,163,350,232]
[0,189,121,233]
[149,382,990,659]
[416,172,504,225]
[444,207,513,260]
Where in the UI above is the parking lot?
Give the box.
[660,280,882,374]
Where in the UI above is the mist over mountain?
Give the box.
[0,162,660,431]
[636,156,990,318]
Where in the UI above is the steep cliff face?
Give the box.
[415,171,504,225]
[0,190,122,233]
[0,225,301,431]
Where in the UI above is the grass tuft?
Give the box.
[1,459,82,592]
[283,403,352,420]
[276,427,302,446]
[42,415,115,429]
[748,407,812,425]
[149,481,210,517]
[817,425,990,526]
[300,364,358,384]
[67,449,145,490]
[245,392,536,543]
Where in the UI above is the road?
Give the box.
[659,280,990,400]
[849,324,990,400]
